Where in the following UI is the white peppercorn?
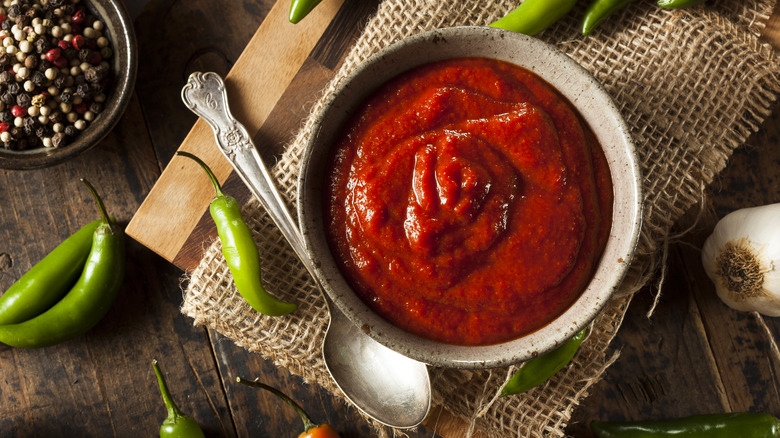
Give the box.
[0,131,10,142]
[37,114,47,124]
[39,105,50,116]
[22,80,33,92]
[65,111,76,123]
[16,66,28,79]
[42,136,51,147]
[50,25,62,38]
[52,122,62,132]
[83,110,93,122]
[5,45,16,55]
[69,65,79,76]
[13,116,22,127]
[18,39,31,53]
[74,119,85,130]
[82,27,95,39]
[59,102,71,113]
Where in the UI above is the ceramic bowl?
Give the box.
[0,0,137,170]
[298,26,642,369]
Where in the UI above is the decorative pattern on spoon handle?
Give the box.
[181,72,254,161]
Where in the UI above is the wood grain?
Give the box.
[125,0,346,265]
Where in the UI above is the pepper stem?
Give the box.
[80,178,110,225]
[153,359,185,421]
[236,376,318,432]
[176,151,225,198]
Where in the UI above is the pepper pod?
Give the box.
[0,179,125,348]
[501,327,588,396]
[152,360,206,438]
[237,377,340,438]
[0,218,104,325]
[176,151,297,316]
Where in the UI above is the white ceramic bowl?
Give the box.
[298,26,642,369]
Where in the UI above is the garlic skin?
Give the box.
[701,203,780,316]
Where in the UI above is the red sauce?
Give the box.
[324,57,613,346]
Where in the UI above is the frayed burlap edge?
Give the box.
[181,1,780,436]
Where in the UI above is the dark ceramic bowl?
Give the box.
[298,26,643,369]
[0,0,137,170]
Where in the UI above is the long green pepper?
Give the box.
[658,0,708,9]
[581,0,639,35]
[0,179,125,348]
[591,412,780,437]
[500,327,587,396]
[177,152,297,316]
[0,218,103,325]
[490,0,579,36]
[289,0,323,24]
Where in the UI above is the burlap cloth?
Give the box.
[181,1,780,436]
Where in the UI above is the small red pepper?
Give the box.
[236,377,341,438]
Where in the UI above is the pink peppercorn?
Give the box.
[57,40,71,51]
[52,57,67,68]
[72,10,86,25]
[90,52,102,65]
[45,48,62,62]
[72,35,85,50]
[74,102,88,115]
[0,123,9,133]
[11,106,26,118]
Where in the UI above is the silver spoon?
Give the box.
[181,71,431,428]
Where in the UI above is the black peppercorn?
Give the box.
[53,76,66,89]
[78,48,92,63]
[0,20,12,31]
[4,138,19,150]
[16,93,31,108]
[1,92,15,106]
[59,90,72,104]
[52,132,66,148]
[63,125,77,137]
[0,111,13,124]
[48,111,63,123]
[74,83,92,99]
[31,71,45,87]
[7,82,20,96]
[7,4,21,19]
[74,74,86,85]
[34,38,51,54]
[35,124,50,138]
[89,101,103,114]
[63,47,77,60]
[0,71,12,84]
[0,54,10,68]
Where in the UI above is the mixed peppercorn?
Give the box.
[0,0,114,151]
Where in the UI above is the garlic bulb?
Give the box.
[701,203,780,316]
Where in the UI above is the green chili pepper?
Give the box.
[289,0,323,24]
[176,152,297,316]
[0,179,125,348]
[490,0,579,36]
[500,327,587,396]
[657,0,707,8]
[0,218,103,325]
[153,360,206,438]
[581,0,639,35]
[591,412,780,437]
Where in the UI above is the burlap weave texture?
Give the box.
[181,1,780,436]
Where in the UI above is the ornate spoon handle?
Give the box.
[181,72,313,276]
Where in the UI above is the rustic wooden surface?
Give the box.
[0,1,779,437]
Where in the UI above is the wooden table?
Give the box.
[1,1,779,437]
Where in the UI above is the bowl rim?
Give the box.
[298,26,643,369]
[0,0,138,170]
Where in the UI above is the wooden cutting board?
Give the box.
[126,0,374,272]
